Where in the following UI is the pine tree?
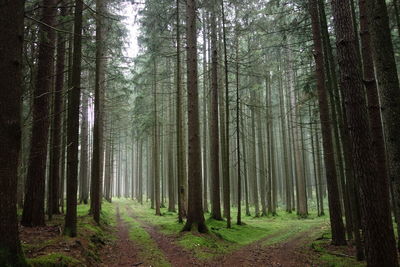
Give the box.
[0,0,27,265]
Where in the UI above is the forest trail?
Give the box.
[125,205,202,266]
[120,202,323,267]
[101,206,142,267]
[207,226,321,267]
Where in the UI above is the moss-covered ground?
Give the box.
[20,202,116,266]
[115,199,321,260]
[18,199,368,266]
[310,233,366,267]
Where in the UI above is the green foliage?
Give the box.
[27,253,82,267]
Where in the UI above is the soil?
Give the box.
[20,220,95,266]
[125,205,202,266]
[206,227,321,267]
[100,206,142,267]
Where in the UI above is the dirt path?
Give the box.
[122,204,324,267]
[207,225,323,267]
[125,205,202,266]
[101,206,142,267]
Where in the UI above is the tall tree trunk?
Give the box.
[221,0,231,228]
[168,82,176,212]
[153,59,161,216]
[256,92,267,216]
[176,0,186,223]
[250,91,260,217]
[201,11,209,214]
[65,0,83,237]
[366,0,400,253]
[309,0,347,245]
[240,103,251,216]
[22,0,57,227]
[0,0,27,264]
[331,0,398,265]
[235,26,242,225]
[49,3,68,218]
[278,60,291,213]
[79,90,89,204]
[210,1,222,221]
[267,75,277,215]
[183,0,207,233]
[91,0,107,224]
[138,140,143,204]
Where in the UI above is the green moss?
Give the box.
[0,246,28,267]
[119,213,171,267]
[27,253,82,267]
[311,239,366,267]
[24,203,117,266]
[114,199,329,260]
[76,205,90,217]
[22,238,59,252]
[178,232,231,259]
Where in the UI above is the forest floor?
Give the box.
[19,200,366,267]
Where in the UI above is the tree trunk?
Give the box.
[221,0,231,228]
[256,92,267,216]
[176,0,186,223]
[331,0,398,264]
[366,0,400,253]
[202,9,209,214]
[210,1,222,221]
[250,91,260,217]
[0,0,27,264]
[309,0,347,245]
[153,59,161,216]
[79,89,89,204]
[91,0,107,224]
[183,0,207,233]
[65,0,83,237]
[22,0,57,227]
[49,3,68,218]
[235,24,242,225]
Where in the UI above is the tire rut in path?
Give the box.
[123,203,324,267]
[101,205,142,267]
[208,224,325,267]
[124,205,203,267]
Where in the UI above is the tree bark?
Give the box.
[221,0,231,228]
[49,3,68,218]
[91,0,107,224]
[65,0,83,237]
[79,89,89,204]
[183,0,207,233]
[210,1,222,221]
[309,0,347,245]
[366,0,400,254]
[176,0,186,223]
[331,0,398,264]
[0,0,27,264]
[22,0,57,227]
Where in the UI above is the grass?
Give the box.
[119,212,171,266]
[114,199,329,260]
[27,253,82,267]
[22,202,117,266]
[311,234,366,267]
[20,198,364,266]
